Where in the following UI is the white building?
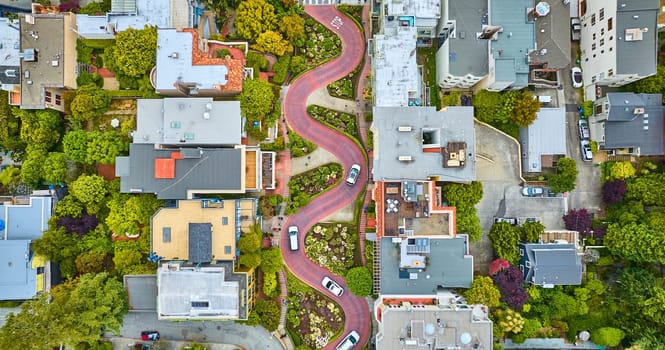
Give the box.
[580,0,659,99]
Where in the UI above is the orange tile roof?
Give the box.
[154,158,175,179]
[183,29,244,94]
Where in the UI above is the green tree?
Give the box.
[113,244,144,276]
[609,161,636,180]
[32,227,81,278]
[20,149,47,186]
[624,65,665,94]
[70,83,111,122]
[63,130,90,163]
[548,157,578,193]
[260,247,283,274]
[0,92,24,152]
[238,227,262,254]
[643,287,665,327]
[520,221,544,242]
[238,253,261,268]
[246,299,280,331]
[105,194,162,239]
[591,327,625,347]
[455,205,483,242]
[86,130,128,165]
[463,276,501,308]
[511,90,541,127]
[0,166,20,188]
[54,195,85,219]
[605,223,665,264]
[345,267,372,297]
[625,173,665,206]
[0,294,66,349]
[442,181,483,206]
[512,318,542,343]
[253,30,292,56]
[78,0,111,15]
[279,14,305,44]
[70,174,108,214]
[112,26,158,77]
[235,0,278,41]
[16,108,62,152]
[263,271,279,297]
[489,222,521,265]
[290,55,307,75]
[43,152,69,184]
[494,308,524,334]
[75,250,112,275]
[239,78,275,123]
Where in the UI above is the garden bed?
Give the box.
[287,163,342,213]
[304,222,360,276]
[286,273,344,349]
[307,105,359,140]
[287,130,317,157]
[300,17,342,69]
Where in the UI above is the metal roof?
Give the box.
[371,106,476,182]
[616,0,658,76]
[490,0,535,89]
[520,107,567,172]
[135,98,242,146]
[519,243,582,286]
[111,0,137,13]
[116,143,244,200]
[372,26,422,107]
[0,196,52,240]
[379,236,473,295]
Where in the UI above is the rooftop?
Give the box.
[151,199,257,261]
[116,143,245,199]
[529,0,571,69]
[371,106,476,182]
[375,291,492,350]
[157,262,247,320]
[134,98,242,146]
[379,236,473,295]
[447,0,490,77]
[384,0,440,28]
[519,107,567,172]
[373,26,422,107]
[616,0,658,76]
[19,13,77,109]
[0,196,52,240]
[76,0,190,39]
[490,0,535,89]
[155,29,244,96]
[520,243,583,286]
[0,240,38,300]
[603,93,665,155]
[0,17,20,88]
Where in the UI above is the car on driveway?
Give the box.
[580,140,593,161]
[578,119,590,139]
[141,331,159,341]
[345,164,361,185]
[522,186,544,197]
[322,276,344,296]
[494,217,518,225]
[571,67,583,88]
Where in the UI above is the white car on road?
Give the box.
[322,276,344,296]
[571,67,583,88]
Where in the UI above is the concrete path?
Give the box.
[281,6,370,349]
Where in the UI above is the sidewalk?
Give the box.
[108,336,241,350]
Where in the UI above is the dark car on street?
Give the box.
[141,331,160,341]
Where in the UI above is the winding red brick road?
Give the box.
[281,5,371,349]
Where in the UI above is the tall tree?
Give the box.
[605,223,665,264]
[279,14,305,44]
[239,78,275,123]
[70,174,108,214]
[63,130,90,164]
[43,152,69,184]
[562,208,592,236]
[16,108,62,152]
[70,84,111,122]
[520,221,544,242]
[235,0,278,41]
[511,90,541,127]
[608,161,636,180]
[112,26,158,77]
[86,131,128,165]
[19,149,47,186]
[105,194,162,239]
[345,267,372,297]
[32,227,81,278]
[602,180,627,205]
[464,276,501,308]
[489,222,521,265]
[491,266,528,309]
[260,247,283,274]
[548,157,578,193]
[253,30,292,56]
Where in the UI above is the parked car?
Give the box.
[288,225,299,251]
[521,186,544,197]
[571,67,583,88]
[571,18,581,40]
[580,140,593,161]
[578,119,590,139]
[322,276,344,296]
[140,331,160,341]
[494,217,518,225]
[345,164,361,185]
[336,331,360,350]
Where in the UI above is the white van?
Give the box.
[535,95,552,104]
[288,226,299,251]
[336,331,360,350]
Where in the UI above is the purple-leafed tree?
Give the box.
[562,208,592,236]
[57,213,98,237]
[491,266,528,310]
[488,258,510,276]
[58,1,80,12]
[592,222,607,239]
[602,180,627,205]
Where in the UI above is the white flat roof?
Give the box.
[373,26,422,107]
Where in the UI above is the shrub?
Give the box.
[345,267,372,296]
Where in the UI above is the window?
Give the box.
[601,50,605,54]
[519,248,525,256]
[592,43,596,50]
[162,227,171,243]
[608,17,613,30]
[222,217,228,225]
[593,33,596,40]
[591,14,596,25]
[525,261,532,268]
[45,91,52,103]
[191,301,209,308]
[610,35,613,41]
[599,8,604,20]
[55,94,62,106]
[592,75,597,83]
[608,68,614,76]
[609,47,613,52]
[600,38,604,46]
[224,245,232,254]
[601,28,605,36]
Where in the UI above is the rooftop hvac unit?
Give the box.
[398,125,412,132]
[634,107,645,114]
[398,155,413,161]
[203,112,210,119]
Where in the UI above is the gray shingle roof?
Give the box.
[616,0,658,77]
[490,0,535,89]
[604,93,665,155]
[447,0,489,77]
[519,243,582,286]
[188,223,212,263]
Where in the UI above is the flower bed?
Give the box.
[307,105,359,140]
[305,223,359,276]
[301,17,342,68]
[286,273,344,349]
[287,163,342,214]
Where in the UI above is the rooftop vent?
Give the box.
[398,155,413,162]
[203,112,210,120]
[398,125,412,132]
[634,107,645,114]
[625,28,644,41]
[169,52,179,59]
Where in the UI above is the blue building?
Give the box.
[518,242,582,287]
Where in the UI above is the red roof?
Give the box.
[154,158,175,179]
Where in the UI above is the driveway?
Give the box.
[115,312,282,349]
[282,6,370,349]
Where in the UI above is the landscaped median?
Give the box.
[306,105,360,143]
[286,163,343,214]
[304,223,359,276]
